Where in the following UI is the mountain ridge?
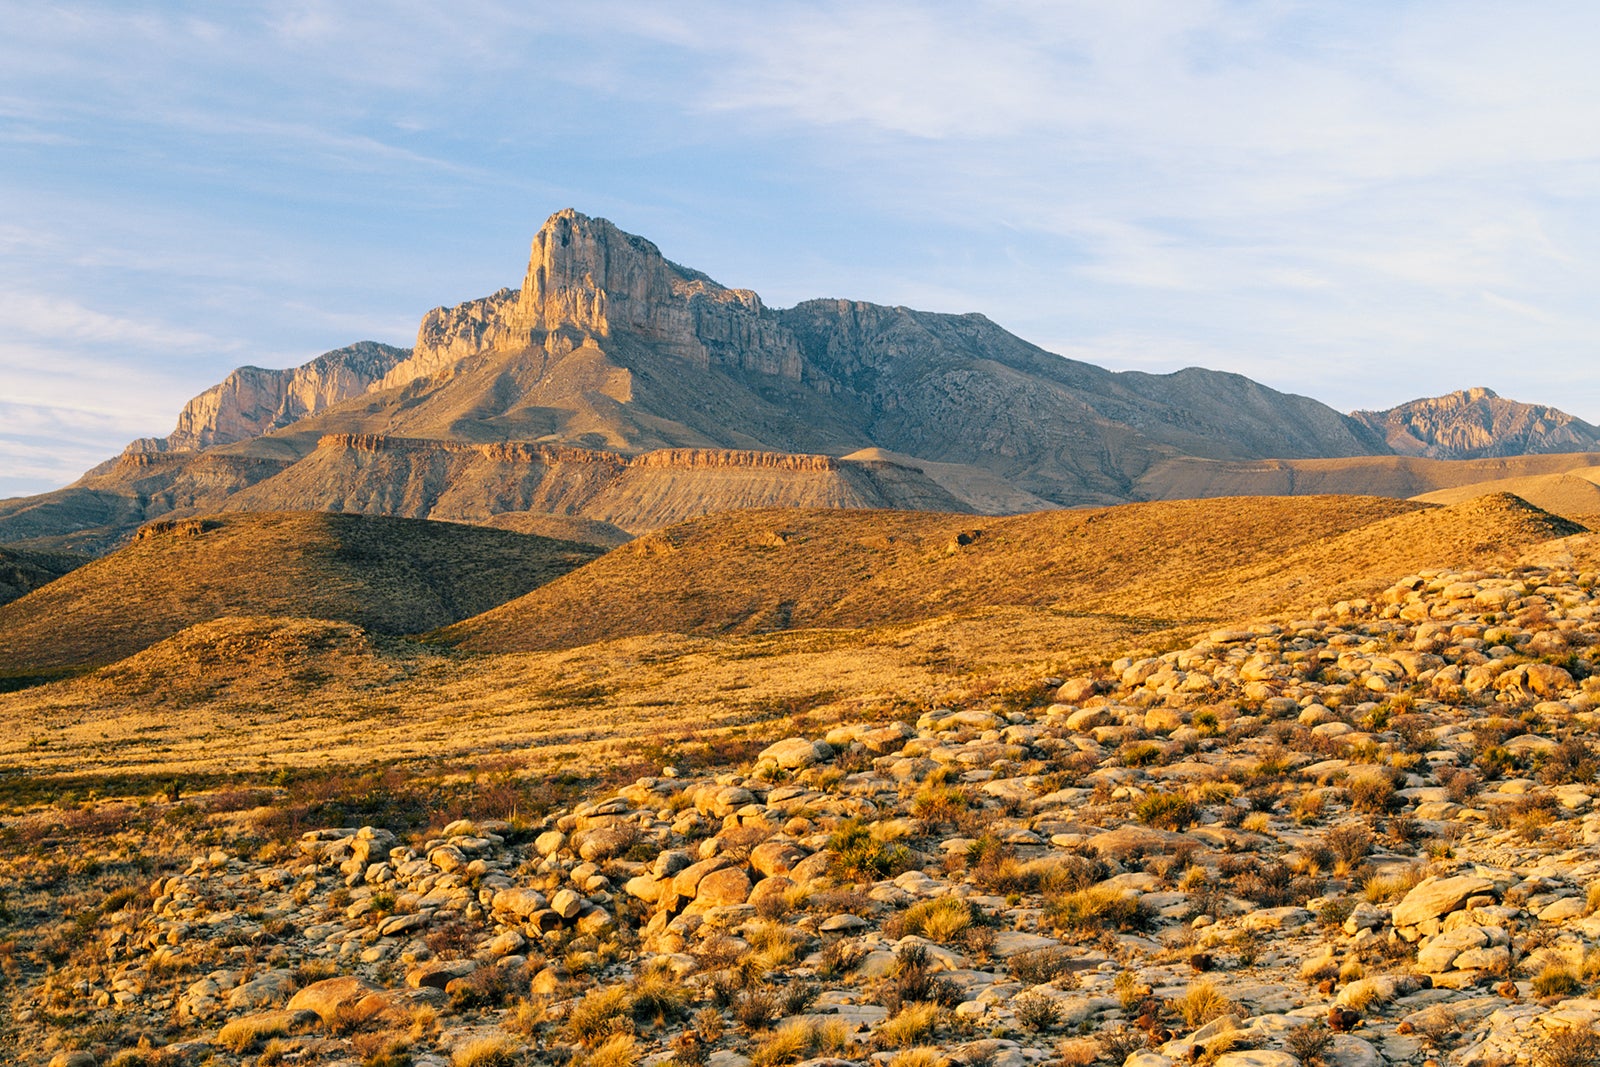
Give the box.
[5,209,1597,552]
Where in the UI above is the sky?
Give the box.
[2,1,1598,498]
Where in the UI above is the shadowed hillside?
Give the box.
[0,511,604,673]
[0,545,88,607]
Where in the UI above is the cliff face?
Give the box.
[381,209,805,391]
[131,342,409,454]
[1352,387,1600,459]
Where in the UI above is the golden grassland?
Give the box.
[0,493,1589,808]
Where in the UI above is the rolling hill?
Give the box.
[0,511,604,673]
[442,493,1580,653]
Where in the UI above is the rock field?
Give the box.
[17,562,1600,1067]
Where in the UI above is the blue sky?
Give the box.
[3,1,1598,497]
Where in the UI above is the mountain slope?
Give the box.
[0,511,604,672]
[445,493,1577,654]
[1351,387,1600,459]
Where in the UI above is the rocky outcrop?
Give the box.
[129,342,409,454]
[381,209,805,390]
[1351,387,1600,459]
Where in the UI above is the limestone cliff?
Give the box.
[381,209,804,390]
[131,341,409,453]
[1351,387,1600,460]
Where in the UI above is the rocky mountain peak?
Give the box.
[514,209,698,336]
[1351,386,1600,460]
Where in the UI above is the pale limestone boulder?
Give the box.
[1392,874,1497,928]
[759,737,834,769]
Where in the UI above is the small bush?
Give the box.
[1134,793,1198,831]
[1177,980,1232,1028]
[577,1033,639,1067]
[899,898,976,942]
[1534,964,1584,999]
[828,818,912,882]
[875,1002,942,1049]
[1010,945,1078,985]
[1012,991,1063,1031]
[1348,772,1399,815]
[1536,1024,1600,1067]
[1285,1022,1333,1066]
[452,1037,521,1067]
[218,1014,292,1053]
[566,985,634,1047]
[1046,886,1148,935]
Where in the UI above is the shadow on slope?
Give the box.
[0,511,605,674]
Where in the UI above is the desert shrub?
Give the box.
[351,1033,412,1067]
[1536,1024,1600,1067]
[694,1006,725,1043]
[218,1014,292,1053]
[733,985,783,1031]
[1439,767,1480,803]
[743,922,808,969]
[1038,854,1109,894]
[1046,886,1148,935]
[1347,772,1399,814]
[1285,1022,1334,1066]
[749,1019,855,1067]
[878,944,962,1014]
[1540,739,1600,786]
[886,1048,949,1067]
[630,964,691,1026]
[875,1002,942,1048]
[1534,964,1584,999]
[1177,980,1232,1028]
[1120,742,1165,768]
[452,1037,521,1067]
[818,939,868,978]
[1010,945,1078,986]
[827,818,911,882]
[911,783,970,823]
[1324,825,1373,866]
[1134,793,1198,831]
[898,898,975,942]
[1096,1025,1148,1064]
[1232,862,1313,907]
[566,985,634,1047]
[576,1033,639,1067]
[1012,991,1063,1031]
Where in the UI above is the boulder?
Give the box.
[694,866,752,906]
[760,737,834,769]
[406,959,478,990]
[550,888,584,920]
[285,975,384,1024]
[1392,875,1496,929]
[750,840,808,878]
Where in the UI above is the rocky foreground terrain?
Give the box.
[13,562,1600,1067]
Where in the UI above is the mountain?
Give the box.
[1350,386,1600,459]
[124,341,410,454]
[3,210,1597,553]
[0,511,603,675]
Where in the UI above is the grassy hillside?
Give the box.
[0,494,1585,783]
[442,494,1466,652]
[0,511,604,673]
